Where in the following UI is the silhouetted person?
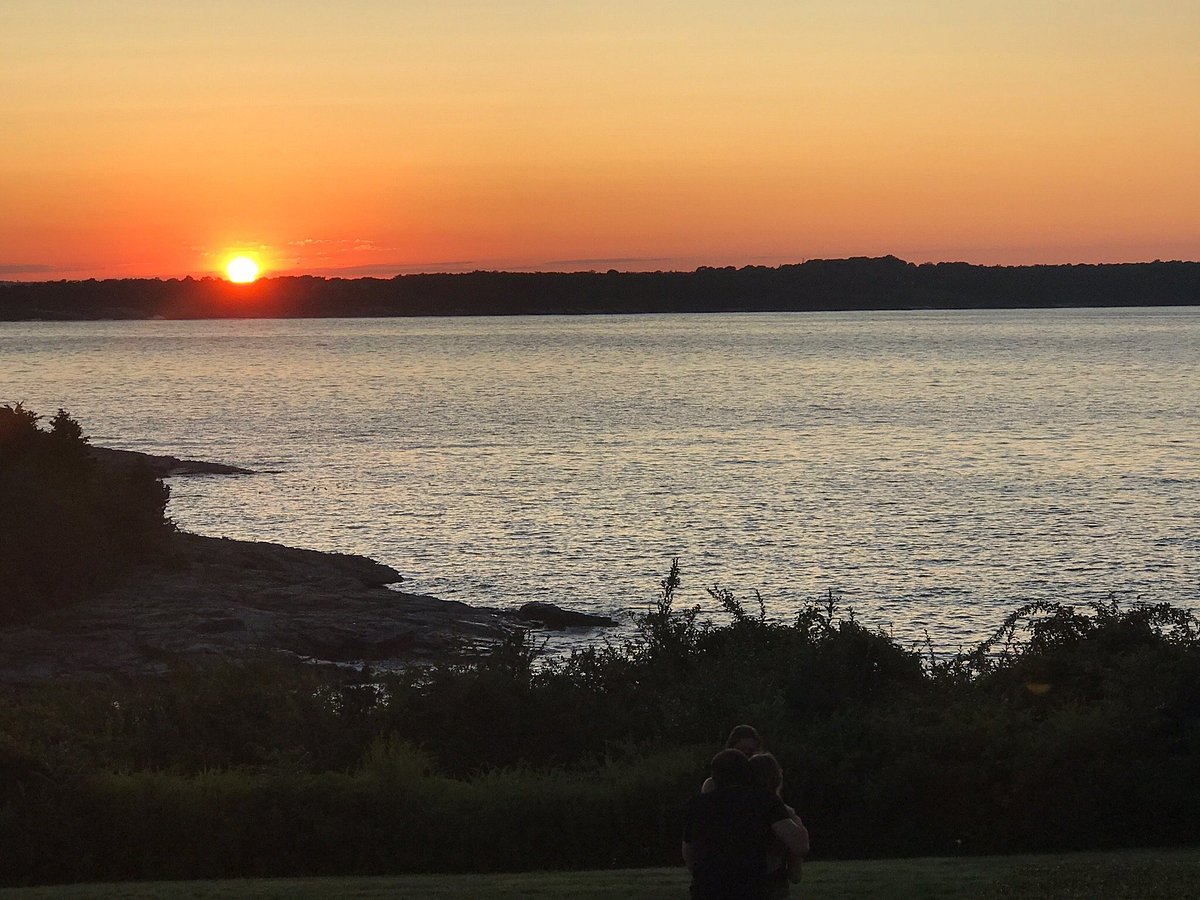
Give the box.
[702,724,763,794]
[748,752,808,896]
[683,749,809,900]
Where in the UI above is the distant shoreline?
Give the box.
[2,256,1197,321]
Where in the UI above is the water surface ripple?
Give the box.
[3,309,1197,650]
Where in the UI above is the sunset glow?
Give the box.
[1,2,1197,279]
[224,256,260,284]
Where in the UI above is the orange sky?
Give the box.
[2,1,1197,280]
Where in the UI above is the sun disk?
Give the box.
[225,256,260,283]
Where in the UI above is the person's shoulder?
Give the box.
[690,784,739,813]
[743,785,790,820]
[707,784,762,809]
[764,791,791,822]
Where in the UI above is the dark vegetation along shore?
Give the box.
[2,256,1199,320]
[2,405,1200,887]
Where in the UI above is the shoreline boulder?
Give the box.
[515,601,619,630]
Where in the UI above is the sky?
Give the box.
[2,1,1197,280]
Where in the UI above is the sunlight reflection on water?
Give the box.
[3,308,1197,651]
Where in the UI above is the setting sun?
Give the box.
[225,256,260,283]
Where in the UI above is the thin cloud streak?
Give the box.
[0,264,59,275]
[273,261,483,278]
[543,257,676,267]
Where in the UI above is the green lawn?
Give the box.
[3,848,1198,899]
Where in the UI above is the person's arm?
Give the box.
[771,817,809,855]
[682,796,697,871]
[700,776,715,794]
[770,818,809,883]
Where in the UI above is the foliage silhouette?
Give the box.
[2,549,1199,881]
[0,404,173,619]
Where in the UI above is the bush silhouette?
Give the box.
[1,562,1199,881]
[0,404,173,619]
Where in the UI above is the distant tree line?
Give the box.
[2,257,1198,320]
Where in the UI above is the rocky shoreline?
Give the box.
[0,531,617,683]
[0,447,616,682]
[86,445,254,477]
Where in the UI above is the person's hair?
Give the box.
[748,752,783,794]
[725,724,761,752]
[709,748,752,788]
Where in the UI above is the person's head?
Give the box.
[725,724,761,756]
[748,752,784,795]
[709,748,752,789]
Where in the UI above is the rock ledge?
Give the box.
[0,533,617,682]
[0,533,505,681]
[88,446,253,477]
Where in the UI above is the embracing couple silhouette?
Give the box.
[682,725,810,900]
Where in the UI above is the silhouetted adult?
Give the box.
[748,752,808,897]
[701,724,763,794]
[682,749,809,900]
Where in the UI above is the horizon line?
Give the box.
[4,254,1200,284]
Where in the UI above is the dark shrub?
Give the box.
[0,404,173,620]
[2,547,1200,882]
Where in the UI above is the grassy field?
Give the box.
[2,848,1197,899]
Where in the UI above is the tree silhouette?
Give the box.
[0,404,173,619]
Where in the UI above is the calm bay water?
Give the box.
[2,309,1197,650]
